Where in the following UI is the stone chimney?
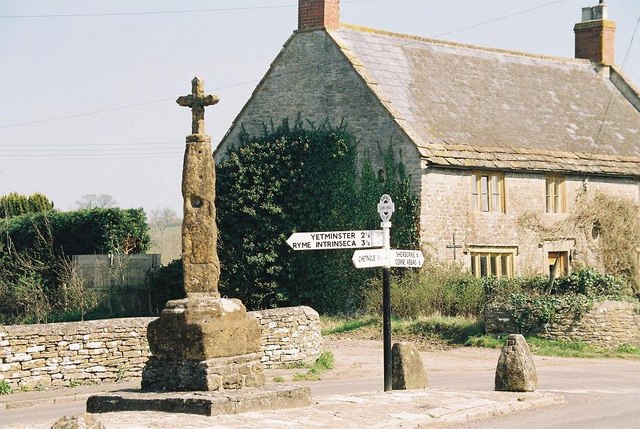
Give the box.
[574,1,616,65]
[298,0,340,31]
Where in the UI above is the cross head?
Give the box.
[176,77,220,135]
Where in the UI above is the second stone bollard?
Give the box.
[391,341,428,390]
[495,334,538,392]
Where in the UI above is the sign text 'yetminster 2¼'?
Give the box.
[286,230,384,251]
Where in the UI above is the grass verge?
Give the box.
[322,314,482,345]
[322,315,640,360]
[466,334,640,359]
[292,351,335,381]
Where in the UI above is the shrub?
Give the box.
[2,208,150,256]
[147,259,185,314]
[0,380,12,395]
[363,259,484,318]
[0,208,151,324]
[553,268,624,299]
[485,268,628,334]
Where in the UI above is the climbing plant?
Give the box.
[517,189,640,297]
[216,118,419,314]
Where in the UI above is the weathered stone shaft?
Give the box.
[181,134,220,296]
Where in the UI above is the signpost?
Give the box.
[287,230,383,250]
[286,194,424,392]
[378,195,394,393]
[388,250,424,268]
[351,248,388,268]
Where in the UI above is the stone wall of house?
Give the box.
[0,306,322,390]
[485,300,640,348]
[420,168,639,276]
[215,29,423,193]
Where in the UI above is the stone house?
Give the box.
[215,0,640,279]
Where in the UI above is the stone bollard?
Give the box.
[51,413,106,429]
[494,334,537,392]
[391,341,428,390]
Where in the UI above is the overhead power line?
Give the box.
[0,0,377,19]
[0,141,182,148]
[431,0,571,38]
[0,0,582,132]
[0,80,260,130]
[2,151,183,159]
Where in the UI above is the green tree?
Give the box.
[0,192,54,219]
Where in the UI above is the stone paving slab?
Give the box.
[0,381,141,411]
[77,389,564,429]
[86,384,311,416]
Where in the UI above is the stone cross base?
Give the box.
[147,297,262,361]
[144,296,265,392]
[141,353,265,392]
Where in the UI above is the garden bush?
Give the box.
[0,208,151,324]
[363,259,484,319]
[484,268,631,334]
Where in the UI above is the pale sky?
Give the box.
[1,0,639,215]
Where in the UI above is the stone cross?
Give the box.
[177,77,221,297]
[446,232,463,260]
[177,77,220,135]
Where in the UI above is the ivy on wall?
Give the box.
[484,268,626,334]
[216,118,419,314]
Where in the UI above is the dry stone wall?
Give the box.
[485,300,640,348]
[0,318,149,391]
[0,306,321,390]
[253,306,321,368]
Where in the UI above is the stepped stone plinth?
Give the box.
[142,296,264,391]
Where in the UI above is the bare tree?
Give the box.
[76,194,117,209]
[148,207,180,233]
[148,207,181,264]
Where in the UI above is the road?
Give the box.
[2,339,639,428]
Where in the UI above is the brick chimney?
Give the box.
[574,1,616,65]
[298,0,340,31]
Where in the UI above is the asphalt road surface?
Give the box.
[2,339,639,428]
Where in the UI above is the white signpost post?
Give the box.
[286,194,424,391]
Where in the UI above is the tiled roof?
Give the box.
[331,24,640,176]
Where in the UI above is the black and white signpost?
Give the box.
[378,194,394,392]
[287,194,423,391]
